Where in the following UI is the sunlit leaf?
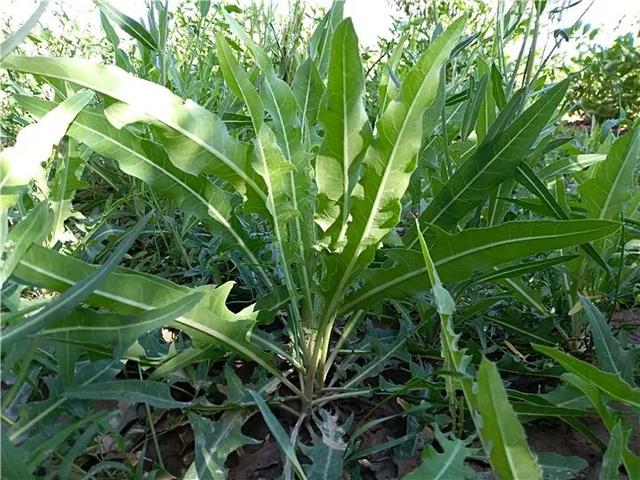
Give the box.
[0,89,93,208]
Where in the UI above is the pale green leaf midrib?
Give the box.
[483,374,523,476]
[341,225,611,312]
[414,89,563,246]
[433,441,463,480]
[16,259,277,379]
[599,132,640,219]
[340,41,350,236]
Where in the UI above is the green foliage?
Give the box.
[1,0,639,478]
[405,428,476,480]
[564,32,640,120]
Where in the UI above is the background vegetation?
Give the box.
[1,0,639,479]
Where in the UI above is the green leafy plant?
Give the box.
[1,0,637,477]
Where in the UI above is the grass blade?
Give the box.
[248,390,306,480]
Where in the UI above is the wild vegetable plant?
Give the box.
[1,0,636,477]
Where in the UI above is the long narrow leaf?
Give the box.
[95,0,158,51]
[0,202,52,286]
[224,15,315,316]
[0,0,48,60]
[476,358,542,480]
[533,344,640,408]
[39,293,203,358]
[247,390,306,480]
[413,79,569,235]
[322,17,466,321]
[315,18,372,242]
[342,219,618,313]
[12,244,299,394]
[515,162,610,272]
[16,95,271,286]
[1,212,150,348]
[1,55,267,205]
[0,89,93,208]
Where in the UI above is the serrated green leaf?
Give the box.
[415,219,455,315]
[185,412,259,480]
[476,357,542,480]
[224,14,315,316]
[214,35,301,324]
[405,428,476,480]
[301,410,348,480]
[49,149,87,244]
[12,244,298,393]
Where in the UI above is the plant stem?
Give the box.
[322,310,364,383]
[522,5,542,89]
